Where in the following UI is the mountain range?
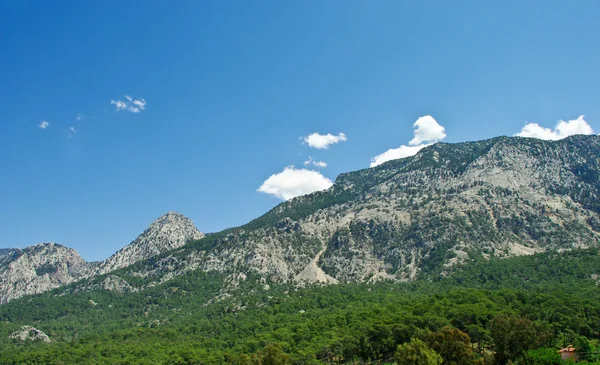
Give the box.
[1,135,599,304]
[0,212,203,303]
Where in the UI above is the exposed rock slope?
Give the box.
[0,248,17,259]
[113,135,600,291]
[91,212,204,276]
[0,243,88,304]
[0,212,203,303]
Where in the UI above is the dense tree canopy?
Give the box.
[0,248,598,364]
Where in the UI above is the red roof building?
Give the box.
[559,346,579,362]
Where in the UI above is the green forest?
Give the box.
[0,248,599,365]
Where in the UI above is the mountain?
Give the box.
[0,135,599,364]
[91,212,205,276]
[0,243,88,304]
[2,136,599,302]
[0,212,204,303]
[105,135,600,293]
[0,248,17,259]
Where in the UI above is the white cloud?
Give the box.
[132,98,146,110]
[111,100,127,111]
[111,96,146,113]
[257,166,333,200]
[370,144,429,167]
[303,156,328,168]
[75,114,83,121]
[303,132,347,149]
[515,115,594,140]
[409,115,447,145]
[39,120,50,129]
[370,115,446,167]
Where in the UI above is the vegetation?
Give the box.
[0,248,598,364]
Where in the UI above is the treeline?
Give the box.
[0,249,598,364]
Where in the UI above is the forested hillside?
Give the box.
[1,248,599,364]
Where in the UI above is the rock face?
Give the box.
[0,243,89,304]
[91,212,204,276]
[9,325,51,342]
[0,248,17,259]
[114,135,600,290]
[0,212,203,303]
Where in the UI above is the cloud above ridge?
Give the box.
[257,166,333,200]
[514,115,594,140]
[370,115,446,167]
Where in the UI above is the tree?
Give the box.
[394,338,443,365]
[425,326,481,365]
[574,336,592,362]
[260,344,291,365]
[489,315,538,364]
[519,348,561,365]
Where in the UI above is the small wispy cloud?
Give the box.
[39,121,50,129]
[68,126,77,139]
[303,132,347,149]
[111,100,127,111]
[111,95,146,113]
[303,156,327,168]
[75,114,84,121]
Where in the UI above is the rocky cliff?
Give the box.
[0,248,17,259]
[0,243,88,304]
[91,212,204,276]
[0,212,204,303]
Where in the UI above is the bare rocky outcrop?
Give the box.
[9,326,51,342]
[0,212,203,303]
[0,243,89,304]
[91,212,204,276]
[0,248,17,259]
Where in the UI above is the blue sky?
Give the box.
[1,0,599,261]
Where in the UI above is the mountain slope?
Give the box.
[0,249,17,259]
[0,243,88,304]
[91,212,204,276]
[0,212,204,303]
[112,135,600,291]
[0,248,598,364]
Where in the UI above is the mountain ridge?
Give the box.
[1,135,598,302]
[94,134,600,295]
[0,212,204,303]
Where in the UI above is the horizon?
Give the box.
[1,1,599,261]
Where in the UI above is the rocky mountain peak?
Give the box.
[93,212,204,275]
[0,248,17,259]
[0,242,88,304]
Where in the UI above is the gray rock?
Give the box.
[91,212,204,276]
[0,243,88,304]
[0,212,203,303]
[9,325,51,343]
